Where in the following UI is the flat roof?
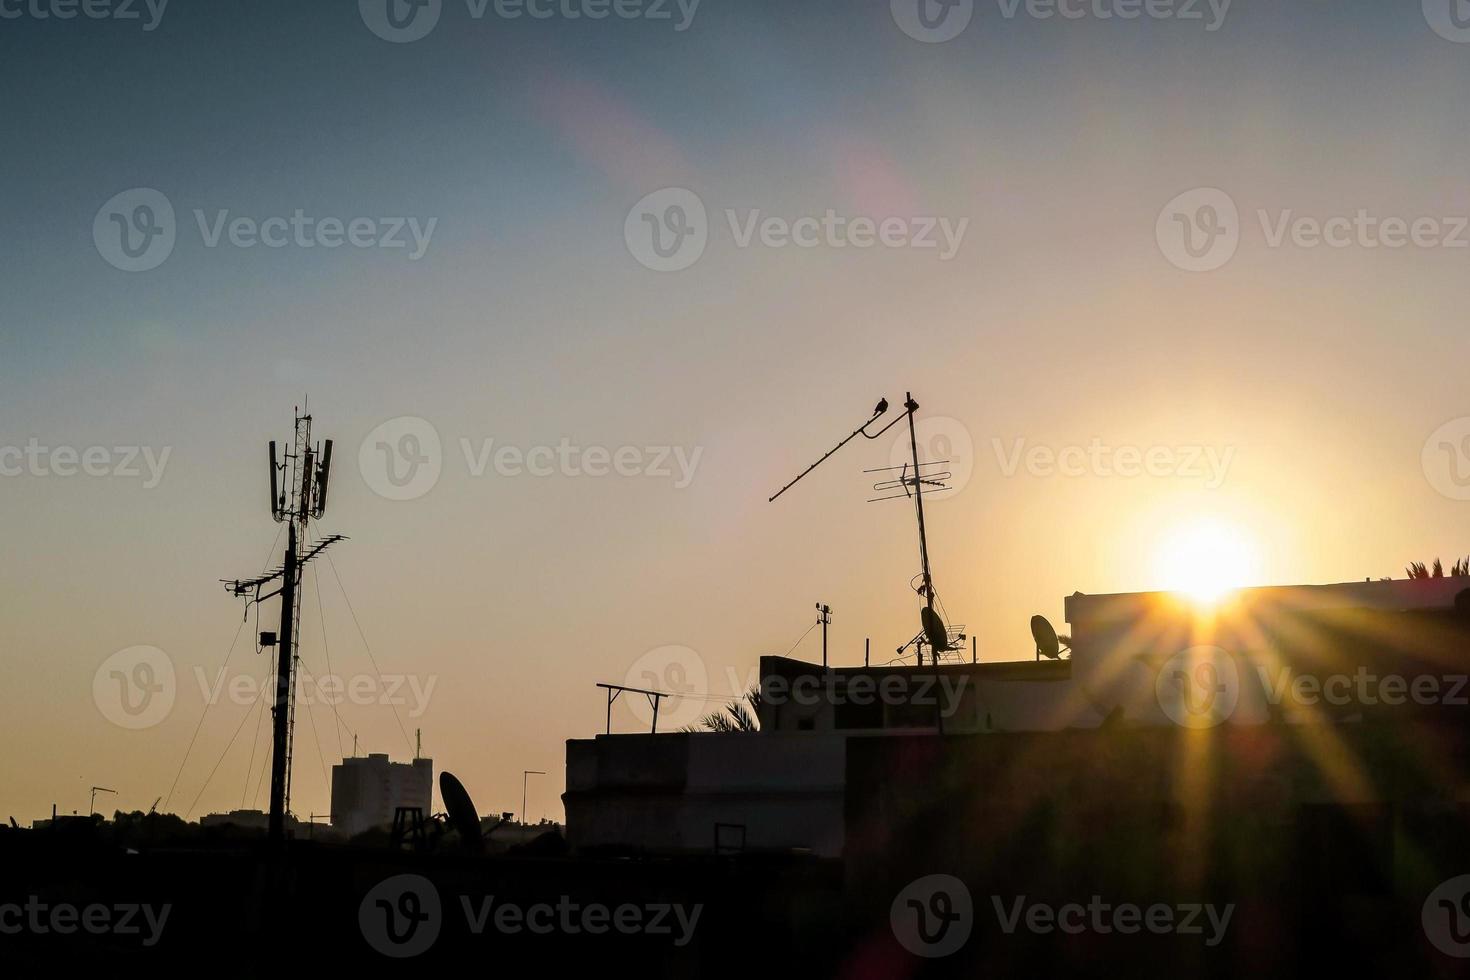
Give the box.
[759,654,1072,682]
[1065,577,1470,625]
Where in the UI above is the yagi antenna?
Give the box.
[769,392,956,666]
[865,460,953,503]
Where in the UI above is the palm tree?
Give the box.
[1405,558,1469,579]
[683,685,761,733]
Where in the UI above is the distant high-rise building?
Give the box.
[330,753,433,836]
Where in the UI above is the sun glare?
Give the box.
[1154,520,1261,604]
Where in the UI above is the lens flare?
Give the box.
[1153,520,1261,604]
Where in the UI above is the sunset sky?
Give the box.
[3,1,1470,825]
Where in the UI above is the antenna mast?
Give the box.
[770,392,959,666]
[223,406,343,843]
[902,394,934,611]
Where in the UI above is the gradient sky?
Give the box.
[4,0,1470,825]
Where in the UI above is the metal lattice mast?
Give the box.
[223,406,342,843]
[281,413,311,822]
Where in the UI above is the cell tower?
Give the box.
[222,406,344,842]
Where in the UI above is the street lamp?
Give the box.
[522,770,546,825]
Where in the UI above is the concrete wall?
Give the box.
[564,732,846,857]
[1065,580,1470,728]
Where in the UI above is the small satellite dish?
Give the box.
[1030,615,1072,661]
[921,606,951,652]
[439,771,482,850]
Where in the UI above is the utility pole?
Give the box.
[816,603,832,668]
[522,770,546,825]
[223,407,342,844]
[89,786,116,817]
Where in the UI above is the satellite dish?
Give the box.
[439,771,482,850]
[1030,615,1071,661]
[921,606,951,652]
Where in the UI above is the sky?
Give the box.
[3,0,1470,825]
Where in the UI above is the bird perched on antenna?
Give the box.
[874,398,888,416]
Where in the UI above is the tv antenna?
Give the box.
[221,406,344,843]
[88,786,116,817]
[769,393,957,665]
[896,620,968,665]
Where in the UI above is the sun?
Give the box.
[1153,519,1262,604]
